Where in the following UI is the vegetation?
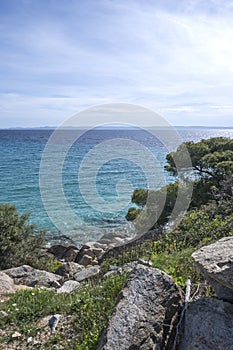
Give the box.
[0,204,59,272]
[126,137,233,228]
[0,137,232,349]
[0,273,128,349]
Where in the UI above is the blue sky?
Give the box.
[0,0,233,127]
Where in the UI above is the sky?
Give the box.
[0,0,233,127]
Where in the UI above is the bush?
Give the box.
[0,204,46,269]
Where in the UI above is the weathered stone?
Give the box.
[61,246,79,262]
[83,241,107,250]
[48,245,68,260]
[98,228,161,264]
[12,331,22,339]
[0,310,9,318]
[75,246,95,264]
[0,271,15,294]
[48,244,79,261]
[91,247,104,257]
[97,265,183,350]
[3,265,63,288]
[78,254,93,266]
[192,236,233,301]
[57,280,81,294]
[181,297,233,350]
[74,266,100,282]
[55,262,84,278]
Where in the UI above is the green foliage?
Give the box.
[0,204,46,269]
[150,248,200,288]
[155,198,233,254]
[165,137,233,180]
[126,182,180,227]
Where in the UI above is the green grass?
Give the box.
[0,272,129,349]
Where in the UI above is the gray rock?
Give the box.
[78,254,94,266]
[0,271,15,293]
[48,314,61,333]
[57,280,81,294]
[192,236,233,301]
[181,297,233,350]
[74,265,100,282]
[48,244,79,261]
[0,310,9,318]
[55,262,84,278]
[3,265,63,288]
[48,245,69,259]
[97,265,183,350]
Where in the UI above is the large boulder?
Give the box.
[192,236,233,301]
[181,297,233,350]
[0,271,15,293]
[97,265,183,350]
[3,265,63,288]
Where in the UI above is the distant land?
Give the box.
[1,125,233,130]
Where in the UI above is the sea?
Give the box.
[1,127,233,245]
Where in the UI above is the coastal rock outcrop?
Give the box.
[192,236,233,301]
[3,265,63,288]
[97,265,183,350]
[181,297,233,350]
[48,245,79,262]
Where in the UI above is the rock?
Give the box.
[181,297,233,350]
[97,265,183,350]
[74,266,100,282]
[78,254,94,266]
[3,265,63,288]
[27,336,33,344]
[12,331,22,339]
[192,236,233,301]
[84,241,107,250]
[0,271,15,294]
[75,245,99,265]
[62,246,79,261]
[98,228,162,264]
[0,311,9,318]
[55,262,84,278]
[48,244,79,261]
[57,280,81,294]
[48,244,68,259]
[48,314,61,333]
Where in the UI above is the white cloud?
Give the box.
[0,0,233,126]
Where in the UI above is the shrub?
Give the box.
[0,204,46,269]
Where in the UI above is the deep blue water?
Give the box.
[0,127,233,244]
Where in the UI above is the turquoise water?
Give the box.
[0,127,233,244]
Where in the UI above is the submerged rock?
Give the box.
[97,265,183,350]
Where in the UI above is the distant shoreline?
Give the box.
[1,126,233,130]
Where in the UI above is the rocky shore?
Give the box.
[0,234,233,349]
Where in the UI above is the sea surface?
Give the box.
[0,127,233,244]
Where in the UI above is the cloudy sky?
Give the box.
[0,0,233,127]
